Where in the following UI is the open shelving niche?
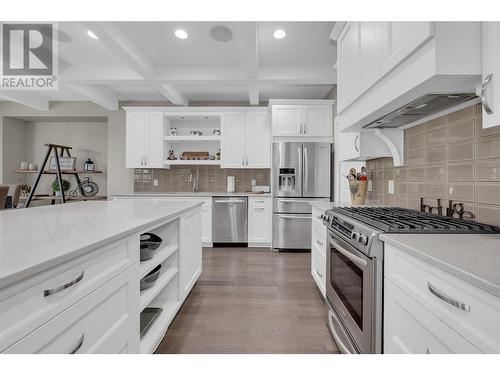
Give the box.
[163,113,221,166]
[138,217,181,353]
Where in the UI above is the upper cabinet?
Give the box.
[337,22,434,113]
[126,111,164,168]
[479,22,500,129]
[270,101,333,139]
[221,110,270,168]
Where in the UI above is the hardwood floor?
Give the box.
[155,247,339,354]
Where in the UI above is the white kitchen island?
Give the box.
[0,199,203,354]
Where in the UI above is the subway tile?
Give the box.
[407,167,425,182]
[476,183,500,205]
[476,135,500,160]
[425,183,446,199]
[406,124,427,137]
[407,150,426,166]
[407,182,425,197]
[448,162,474,182]
[425,117,446,132]
[383,170,395,181]
[476,159,500,181]
[395,182,407,194]
[448,140,474,162]
[383,194,395,206]
[448,183,474,202]
[446,106,474,125]
[448,118,474,143]
[394,168,407,181]
[426,165,446,183]
[475,114,500,138]
[407,134,426,151]
[475,204,500,227]
[426,147,447,164]
[426,127,447,147]
[394,194,408,208]
[407,197,422,210]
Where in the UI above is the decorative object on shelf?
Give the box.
[84,158,95,171]
[139,232,163,261]
[180,151,209,160]
[49,156,76,171]
[140,264,162,290]
[190,130,203,136]
[68,177,99,197]
[215,149,221,160]
[20,184,31,197]
[28,163,38,171]
[169,127,177,136]
[212,128,221,136]
[346,167,368,205]
[52,179,71,196]
[19,161,29,171]
[167,150,177,160]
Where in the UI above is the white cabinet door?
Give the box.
[222,112,246,168]
[480,22,500,129]
[180,210,202,300]
[145,112,164,168]
[126,112,145,168]
[271,105,302,136]
[245,111,270,167]
[384,279,481,354]
[337,22,361,112]
[201,203,212,245]
[248,197,271,245]
[302,105,332,137]
[360,22,384,89]
[383,22,434,72]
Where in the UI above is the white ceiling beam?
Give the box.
[237,22,260,105]
[0,92,49,111]
[248,84,260,105]
[154,84,189,107]
[66,84,119,111]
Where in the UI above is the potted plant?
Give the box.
[51,179,71,196]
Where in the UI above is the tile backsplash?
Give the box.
[134,166,270,193]
[366,103,500,227]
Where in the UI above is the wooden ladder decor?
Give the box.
[25,143,86,208]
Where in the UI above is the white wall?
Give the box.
[1,117,27,186]
[23,121,108,195]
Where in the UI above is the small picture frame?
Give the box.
[49,156,76,171]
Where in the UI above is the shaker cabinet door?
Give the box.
[245,111,270,167]
[126,112,146,168]
[221,112,246,168]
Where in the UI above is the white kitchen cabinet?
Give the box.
[479,22,500,129]
[384,279,481,354]
[221,110,270,168]
[311,207,327,298]
[126,111,164,168]
[337,22,361,112]
[248,196,272,246]
[271,104,332,138]
[179,210,202,300]
[384,244,500,353]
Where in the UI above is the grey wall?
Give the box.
[1,117,27,186]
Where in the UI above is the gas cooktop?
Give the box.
[327,207,500,234]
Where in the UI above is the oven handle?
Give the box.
[329,235,368,269]
[328,309,354,354]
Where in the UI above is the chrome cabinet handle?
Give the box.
[254,207,265,211]
[278,215,310,220]
[354,134,360,152]
[144,156,148,166]
[254,200,265,203]
[427,282,470,312]
[477,73,493,115]
[328,310,353,354]
[213,199,247,204]
[44,271,84,297]
[69,334,85,354]
[303,123,307,134]
[329,236,367,269]
[316,269,323,278]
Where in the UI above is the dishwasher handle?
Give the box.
[213,199,247,204]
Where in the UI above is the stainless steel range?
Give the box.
[322,206,500,354]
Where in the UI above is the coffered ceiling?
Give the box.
[0,21,337,110]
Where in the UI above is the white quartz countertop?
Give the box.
[381,233,500,298]
[0,200,202,288]
[113,192,271,198]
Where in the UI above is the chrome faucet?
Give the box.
[190,173,199,192]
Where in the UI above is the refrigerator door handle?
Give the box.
[303,145,308,196]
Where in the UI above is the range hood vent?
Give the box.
[363,93,477,129]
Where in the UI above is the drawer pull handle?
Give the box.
[69,334,85,354]
[316,240,324,246]
[254,200,265,203]
[44,271,84,297]
[316,270,323,278]
[254,207,265,211]
[427,282,470,312]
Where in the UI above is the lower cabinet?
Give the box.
[384,279,480,354]
[311,207,327,297]
[248,197,272,246]
[180,210,202,300]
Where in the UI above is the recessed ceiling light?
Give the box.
[175,29,188,39]
[87,30,99,40]
[273,29,286,39]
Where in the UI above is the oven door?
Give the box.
[326,230,375,354]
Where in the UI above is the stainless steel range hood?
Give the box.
[363,93,477,129]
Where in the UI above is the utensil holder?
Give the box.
[349,180,367,205]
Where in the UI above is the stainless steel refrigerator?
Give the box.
[272,142,331,251]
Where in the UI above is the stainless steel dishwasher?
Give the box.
[212,196,248,245]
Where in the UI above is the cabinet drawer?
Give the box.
[249,197,270,209]
[311,223,327,255]
[4,265,139,354]
[311,242,326,297]
[0,237,137,351]
[385,245,500,353]
[384,278,480,354]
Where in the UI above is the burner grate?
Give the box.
[328,207,500,234]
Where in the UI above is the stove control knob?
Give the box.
[357,234,368,245]
[350,232,359,241]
